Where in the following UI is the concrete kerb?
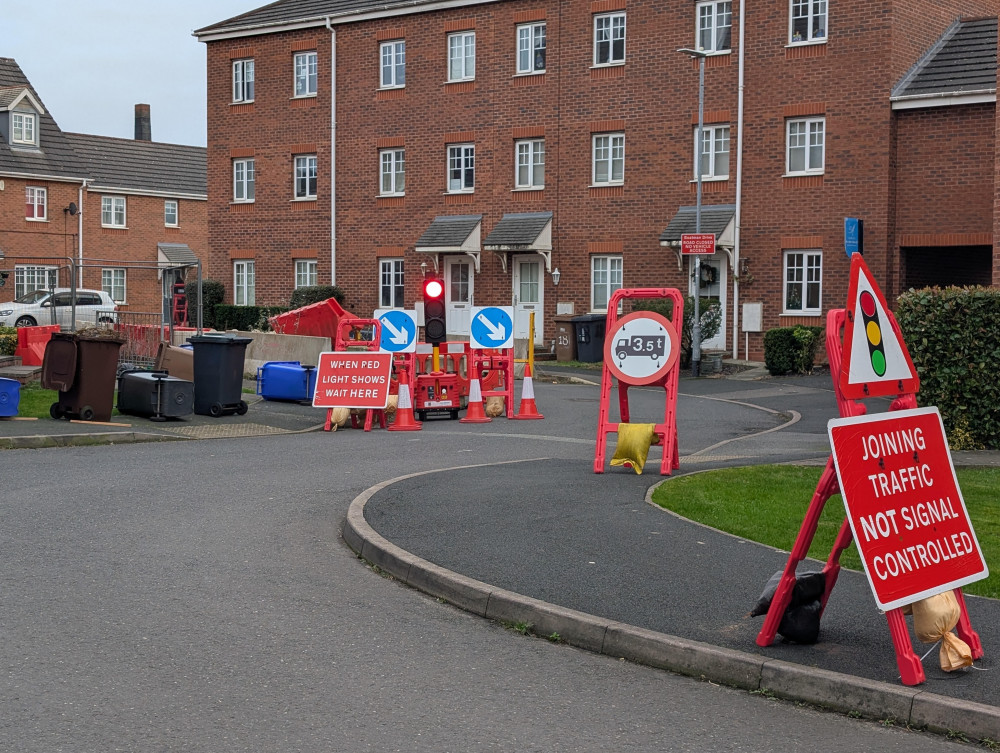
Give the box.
[344,462,1000,742]
[0,431,183,450]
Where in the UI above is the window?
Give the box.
[295,260,317,288]
[11,112,36,145]
[14,265,57,299]
[380,259,405,308]
[101,196,126,227]
[786,117,825,174]
[448,32,476,81]
[294,51,317,97]
[294,155,317,199]
[592,133,624,185]
[591,255,623,312]
[698,1,732,52]
[233,58,255,102]
[102,268,126,304]
[594,12,626,65]
[234,261,256,306]
[380,41,405,88]
[25,186,46,220]
[517,22,546,74]
[696,125,730,179]
[790,0,827,42]
[447,144,475,192]
[380,149,405,195]
[164,200,178,227]
[784,251,822,313]
[234,158,255,202]
[515,139,545,189]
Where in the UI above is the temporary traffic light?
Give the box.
[422,277,447,345]
[859,290,886,377]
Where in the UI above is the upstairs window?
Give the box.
[448,32,476,81]
[295,260,317,288]
[380,149,405,196]
[25,186,47,220]
[594,12,626,66]
[234,158,256,202]
[786,117,825,174]
[233,58,255,102]
[592,133,625,185]
[12,112,37,145]
[294,51,317,97]
[517,22,546,74]
[380,41,406,88]
[790,0,827,43]
[164,200,178,227]
[447,144,475,192]
[294,155,317,199]
[101,196,126,228]
[515,139,545,189]
[698,1,732,52]
[697,125,730,180]
[14,265,58,299]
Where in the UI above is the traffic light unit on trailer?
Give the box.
[422,277,447,345]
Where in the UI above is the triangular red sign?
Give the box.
[839,254,919,400]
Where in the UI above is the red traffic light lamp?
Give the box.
[422,278,447,346]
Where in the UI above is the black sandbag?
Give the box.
[750,570,826,617]
[778,600,822,644]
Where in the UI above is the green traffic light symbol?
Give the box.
[859,290,886,377]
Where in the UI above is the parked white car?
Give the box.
[0,289,118,329]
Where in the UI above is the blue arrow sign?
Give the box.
[470,306,514,350]
[375,309,418,353]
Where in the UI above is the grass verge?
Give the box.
[651,465,999,599]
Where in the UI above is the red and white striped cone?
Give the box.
[512,362,544,420]
[388,369,422,431]
[459,376,492,423]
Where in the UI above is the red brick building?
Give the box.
[0,59,207,319]
[195,0,999,360]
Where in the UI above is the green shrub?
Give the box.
[289,285,347,309]
[764,325,823,376]
[213,305,287,332]
[896,286,1000,450]
[632,296,722,367]
[184,279,226,329]
[0,326,17,356]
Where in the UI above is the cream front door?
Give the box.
[445,257,472,338]
[513,255,543,346]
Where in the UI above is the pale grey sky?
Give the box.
[6,1,254,147]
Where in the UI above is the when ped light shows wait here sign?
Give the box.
[312,352,393,410]
[829,407,988,611]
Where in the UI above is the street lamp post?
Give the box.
[678,47,709,378]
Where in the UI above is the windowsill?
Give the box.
[785,39,827,47]
[378,193,405,199]
[165,224,179,229]
[780,311,822,317]
[101,225,128,230]
[704,49,732,57]
[25,217,49,223]
[445,78,476,85]
[291,93,318,100]
[782,172,824,178]
[689,177,730,183]
[589,182,624,189]
[513,70,546,77]
[590,61,625,69]
[378,85,405,91]
[444,191,475,195]
[230,201,255,206]
[291,197,317,202]
[512,186,544,192]
[231,100,255,106]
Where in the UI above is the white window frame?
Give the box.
[293,51,318,97]
[295,260,318,288]
[26,186,47,221]
[234,260,256,306]
[515,139,545,189]
[14,265,58,299]
[234,158,255,203]
[591,255,623,312]
[786,117,825,175]
[592,133,625,186]
[101,195,126,228]
[380,258,405,309]
[164,200,178,227]
[448,31,476,82]
[697,1,732,53]
[790,0,827,43]
[294,155,317,200]
[380,40,406,88]
[447,143,475,193]
[593,12,626,66]
[696,125,730,180]
[783,250,822,314]
[101,268,127,304]
[380,149,405,196]
[517,22,547,74]
[232,58,255,103]
[12,112,36,145]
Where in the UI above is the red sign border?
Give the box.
[680,233,717,255]
[603,311,680,386]
[312,351,394,409]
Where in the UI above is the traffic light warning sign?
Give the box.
[839,253,919,400]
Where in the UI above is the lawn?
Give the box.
[651,465,1000,599]
[14,382,63,419]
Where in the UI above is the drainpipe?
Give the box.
[732,0,746,359]
[77,179,88,288]
[325,17,337,285]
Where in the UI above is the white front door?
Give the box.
[513,255,544,346]
[690,254,727,351]
[445,257,472,338]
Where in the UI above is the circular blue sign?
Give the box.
[470,307,513,349]
[378,310,417,352]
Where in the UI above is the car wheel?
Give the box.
[15,316,37,327]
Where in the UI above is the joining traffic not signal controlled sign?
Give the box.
[422,277,447,345]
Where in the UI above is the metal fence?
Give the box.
[96,311,171,372]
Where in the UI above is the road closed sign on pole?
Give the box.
[312,352,393,409]
[828,407,988,611]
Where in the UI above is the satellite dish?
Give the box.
[66,202,78,216]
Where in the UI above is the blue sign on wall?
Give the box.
[845,217,864,257]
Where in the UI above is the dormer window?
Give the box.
[12,112,36,146]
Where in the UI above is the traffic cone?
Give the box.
[388,369,422,431]
[460,376,492,423]
[512,362,544,420]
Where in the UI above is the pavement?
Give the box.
[2,363,999,741]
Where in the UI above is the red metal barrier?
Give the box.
[270,297,352,341]
[14,325,60,367]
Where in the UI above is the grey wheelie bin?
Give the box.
[188,333,253,416]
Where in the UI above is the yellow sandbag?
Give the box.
[328,406,350,431]
[485,396,505,417]
[610,423,657,475]
[911,591,973,672]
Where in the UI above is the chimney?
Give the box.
[134,103,151,141]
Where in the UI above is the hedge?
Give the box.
[896,286,1000,450]
[213,305,287,332]
[0,326,16,356]
[289,285,346,309]
[184,279,226,329]
[763,325,823,376]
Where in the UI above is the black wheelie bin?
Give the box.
[188,333,253,416]
[117,370,194,421]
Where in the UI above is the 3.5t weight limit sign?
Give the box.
[604,311,679,385]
